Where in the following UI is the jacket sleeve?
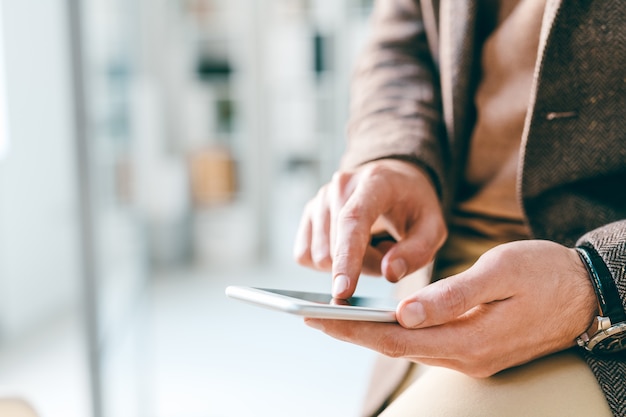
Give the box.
[575,220,626,416]
[341,0,447,198]
[576,220,626,319]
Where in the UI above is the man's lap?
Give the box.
[379,350,612,417]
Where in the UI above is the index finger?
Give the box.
[331,175,393,298]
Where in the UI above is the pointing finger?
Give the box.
[332,174,393,297]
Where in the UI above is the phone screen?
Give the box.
[226,286,398,322]
[264,288,398,309]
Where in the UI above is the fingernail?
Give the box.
[332,274,350,297]
[401,301,426,328]
[312,250,331,266]
[390,258,407,279]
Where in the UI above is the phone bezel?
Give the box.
[225,286,398,322]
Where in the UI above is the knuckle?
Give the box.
[378,337,408,359]
[312,254,333,270]
[331,250,351,269]
[439,280,467,316]
[330,171,356,202]
[339,203,365,222]
[410,240,435,264]
[362,162,389,179]
[336,205,372,249]
[294,250,310,265]
[331,170,352,186]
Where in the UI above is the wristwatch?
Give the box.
[575,244,626,353]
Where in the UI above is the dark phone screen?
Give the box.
[262,288,398,310]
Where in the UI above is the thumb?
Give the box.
[396,270,502,329]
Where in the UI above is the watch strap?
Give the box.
[576,244,626,324]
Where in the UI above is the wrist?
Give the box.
[575,245,626,353]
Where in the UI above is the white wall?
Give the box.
[0,0,80,341]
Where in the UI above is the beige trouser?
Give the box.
[379,351,612,417]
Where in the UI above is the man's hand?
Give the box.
[305,240,598,377]
[293,159,447,298]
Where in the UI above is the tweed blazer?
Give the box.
[342,0,626,416]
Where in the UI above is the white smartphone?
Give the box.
[225,286,398,322]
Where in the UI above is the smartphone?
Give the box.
[225,286,398,322]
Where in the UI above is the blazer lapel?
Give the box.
[520,0,563,153]
[517,0,562,221]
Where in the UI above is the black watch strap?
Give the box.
[576,244,626,324]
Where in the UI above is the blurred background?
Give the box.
[0,0,397,416]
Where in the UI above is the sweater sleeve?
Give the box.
[342,0,447,198]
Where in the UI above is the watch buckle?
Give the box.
[577,316,612,348]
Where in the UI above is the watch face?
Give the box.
[589,323,626,353]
